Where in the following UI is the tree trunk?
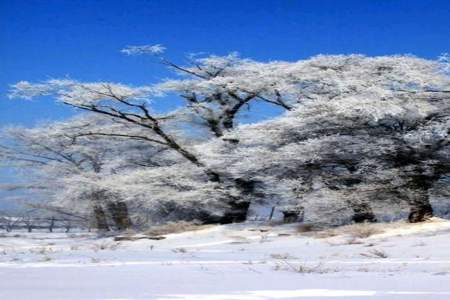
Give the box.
[268,206,276,221]
[282,206,305,223]
[406,175,434,223]
[93,205,110,231]
[407,190,433,223]
[217,178,256,224]
[219,200,251,224]
[49,217,55,232]
[351,202,377,223]
[107,201,132,230]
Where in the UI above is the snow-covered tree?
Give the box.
[0,114,174,230]
[8,79,255,222]
[205,87,449,223]
[152,51,449,140]
[8,51,450,225]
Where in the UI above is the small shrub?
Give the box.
[172,247,188,253]
[360,249,388,259]
[346,224,384,238]
[296,224,315,233]
[270,253,297,259]
[228,235,251,244]
[145,221,213,236]
[344,237,364,245]
[36,247,53,255]
[357,267,370,272]
[314,223,384,239]
[91,242,119,251]
[312,231,339,239]
[273,260,335,274]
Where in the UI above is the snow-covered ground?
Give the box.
[1,218,450,300]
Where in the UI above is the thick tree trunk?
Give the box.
[351,202,377,223]
[282,206,305,223]
[406,175,434,223]
[107,201,132,230]
[219,200,251,224]
[218,178,256,224]
[407,190,433,223]
[93,205,110,231]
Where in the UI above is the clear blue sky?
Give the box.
[1,0,450,127]
[1,0,449,211]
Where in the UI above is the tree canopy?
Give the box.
[3,48,449,229]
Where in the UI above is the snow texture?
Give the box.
[1,218,450,299]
